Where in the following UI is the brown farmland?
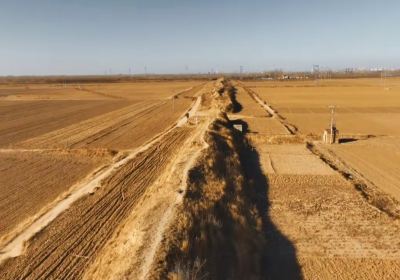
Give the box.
[0,80,205,257]
[1,78,400,280]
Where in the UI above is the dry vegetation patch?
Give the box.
[153,114,270,279]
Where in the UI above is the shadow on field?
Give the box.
[237,121,303,280]
[338,138,358,144]
[162,109,301,279]
[227,86,243,113]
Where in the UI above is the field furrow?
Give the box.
[0,126,192,279]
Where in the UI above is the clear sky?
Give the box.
[1,0,399,75]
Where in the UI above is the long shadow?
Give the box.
[228,86,243,113]
[220,81,243,113]
[234,121,303,280]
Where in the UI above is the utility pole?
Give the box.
[329,105,336,144]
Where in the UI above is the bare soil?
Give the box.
[245,78,400,136]
[1,78,400,279]
[153,79,400,279]
[0,150,108,239]
[243,79,400,279]
[0,80,208,279]
[0,100,129,147]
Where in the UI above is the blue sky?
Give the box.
[1,0,399,75]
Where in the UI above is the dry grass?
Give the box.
[151,113,270,279]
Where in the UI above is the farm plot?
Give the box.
[17,92,199,150]
[237,79,400,279]
[265,171,400,279]
[0,85,101,100]
[0,81,203,148]
[241,117,289,135]
[0,81,203,101]
[0,80,206,272]
[0,100,130,147]
[244,78,400,136]
[233,86,269,117]
[257,144,334,175]
[0,127,193,280]
[0,150,109,239]
[78,81,204,100]
[322,136,400,201]
[229,84,288,135]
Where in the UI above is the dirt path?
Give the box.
[0,120,179,262]
[82,106,213,279]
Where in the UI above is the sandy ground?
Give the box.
[234,81,400,279]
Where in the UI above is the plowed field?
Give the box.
[245,78,400,136]
[236,80,400,279]
[0,80,206,275]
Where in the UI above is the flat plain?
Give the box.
[245,78,400,136]
[244,78,400,201]
[0,80,204,249]
[1,77,400,279]
[239,79,400,278]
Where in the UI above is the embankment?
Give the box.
[150,80,301,279]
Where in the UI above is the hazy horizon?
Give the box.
[1,0,400,75]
